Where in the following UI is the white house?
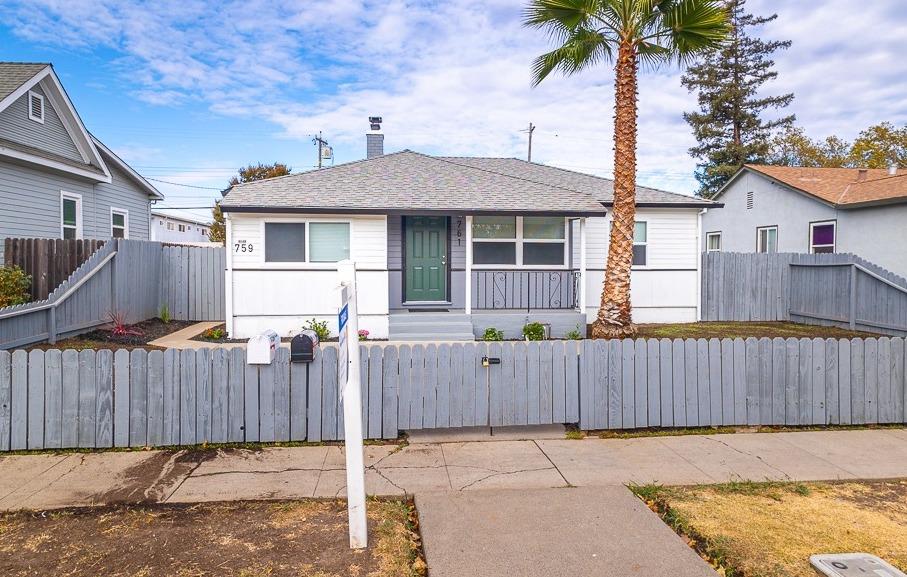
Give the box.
[151,211,212,243]
[220,130,717,340]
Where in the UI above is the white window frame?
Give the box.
[259,218,353,269]
[632,220,648,268]
[27,90,45,124]
[178,223,186,232]
[706,232,722,252]
[471,216,568,269]
[809,220,836,254]
[110,207,129,239]
[756,226,778,254]
[60,191,82,239]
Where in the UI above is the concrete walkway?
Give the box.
[418,487,718,577]
[1,428,905,511]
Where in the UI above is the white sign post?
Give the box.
[337,260,367,549]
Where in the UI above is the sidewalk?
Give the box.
[1,428,905,511]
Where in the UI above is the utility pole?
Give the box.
[526,123,535,162]
[312,132,330,169]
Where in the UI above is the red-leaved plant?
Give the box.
[108,311,143,337]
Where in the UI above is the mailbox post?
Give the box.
[337,260,367,549]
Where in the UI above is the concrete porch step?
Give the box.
[389,312,476,341]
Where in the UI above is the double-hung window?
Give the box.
[111,208,128,239]
[471,216,566,267]
[264,221,351,263]
[757,226,778,253]
[632,222,647,266]
[809,221,836,253]
[60,191,82,239]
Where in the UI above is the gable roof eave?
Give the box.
[91,136,164,200]
[0,64,111,181]
[743,165,842,209]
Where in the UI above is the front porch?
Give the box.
[387,213,590,341]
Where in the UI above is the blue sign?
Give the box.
[338,304,349,331]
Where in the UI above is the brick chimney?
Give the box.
[857,169,868,181]
[366,116,384,159]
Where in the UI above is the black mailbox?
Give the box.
[291,330,319,363]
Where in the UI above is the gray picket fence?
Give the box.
[1,338,905,451]
[0,240,225,350]
[701,252,907,336]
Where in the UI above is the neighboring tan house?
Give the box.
[0,62,163,260]
[220,127,717,340]
[151,211,212,243]
[701,164,907,276]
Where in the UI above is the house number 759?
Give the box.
[233,241,253,253]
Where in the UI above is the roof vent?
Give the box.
[746,191,754,209]
[857,169,868,181]
[27,90,44,123]
[889,163,899,176]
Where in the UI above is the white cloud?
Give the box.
[4,0,906,194]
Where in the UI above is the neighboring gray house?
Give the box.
[150,211,212,243]
[221,123,716,341]
[702,164,907,276]
[0,62,163,260]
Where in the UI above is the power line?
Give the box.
[145,177,224,190]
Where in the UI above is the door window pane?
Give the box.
[310,222,350,262]
[523,242,564,265]
[473,216,516,239]
[265,222,306,262]
[63,198,76,226]
[523,217,564,239]
[473,242,516,264]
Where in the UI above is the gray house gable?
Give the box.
[0,63,110,182]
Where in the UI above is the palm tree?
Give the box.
[524,0,729,338]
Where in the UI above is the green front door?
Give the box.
[404,216,448,302]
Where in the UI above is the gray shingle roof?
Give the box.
[440,156,712,206]
[222,150,713,215]
[222,150,608,215]
[0,62,49,102]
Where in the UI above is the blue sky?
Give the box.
[1,0,906,222]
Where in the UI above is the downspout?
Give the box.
[695,208,707,321]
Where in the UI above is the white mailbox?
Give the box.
[247,329,280,364]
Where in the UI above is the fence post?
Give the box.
[47,307,56,344]
[849,264,857,330]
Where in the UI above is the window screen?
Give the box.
[309,222,350,262]
[265,222,306,262]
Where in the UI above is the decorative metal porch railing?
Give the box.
[472,270,580,311]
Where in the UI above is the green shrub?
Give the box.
[522,322,547,341]
[565,324,584,340]
[305,318,331,341]
[158,304,171,324]
[482,327,504,341]
[0,266,31,308]
[201,327,225,341]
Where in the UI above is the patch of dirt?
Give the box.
[592,321,882,340]
[635,479,907,577]
[25,318,195,352]
[0,499,425,577]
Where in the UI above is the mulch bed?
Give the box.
[0,499,425,577]
[25,318,195,352]
[190,324,342,343]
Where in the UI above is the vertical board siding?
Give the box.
[1,338,905,451]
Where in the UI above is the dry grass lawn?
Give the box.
[629,321,880,340]
[0,499,425,577]
[633,480,907,577]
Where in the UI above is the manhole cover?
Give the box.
[810,553,906,577]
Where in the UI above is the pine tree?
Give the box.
[682,0,795,198]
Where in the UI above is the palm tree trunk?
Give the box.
[591,40,638,339]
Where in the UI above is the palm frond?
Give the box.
[530,27,613,86]
[650,0,730,63]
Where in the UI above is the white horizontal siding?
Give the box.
[573,208,700,271]
[229,213,387,270]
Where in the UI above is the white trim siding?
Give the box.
[110,206,129,238]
